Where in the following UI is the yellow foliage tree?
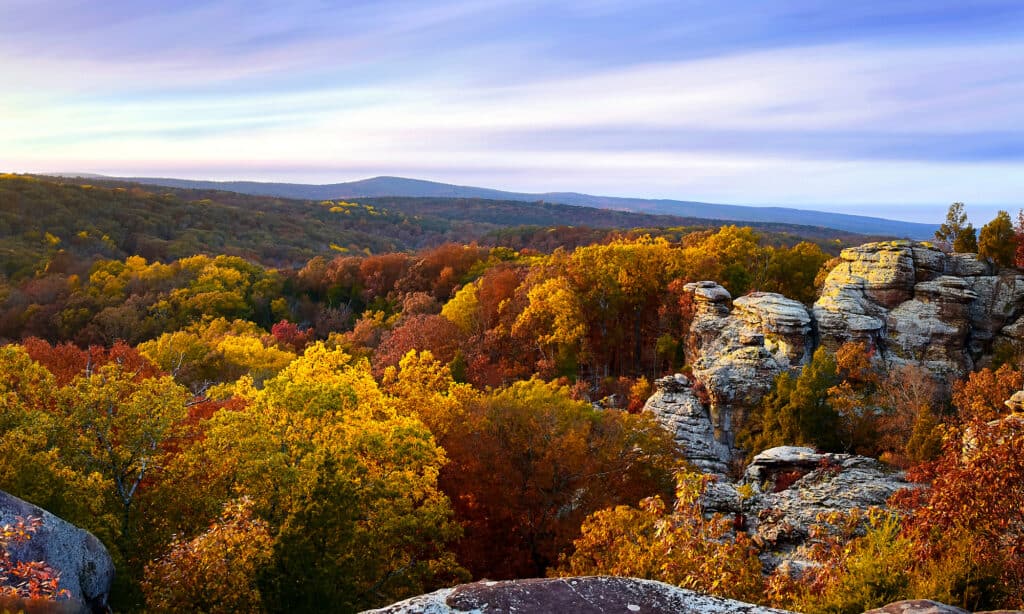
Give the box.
[142,497,273,614]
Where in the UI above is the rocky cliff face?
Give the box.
[814,241,1024,375]
[643,373,733,474]
[650,283,813,471]
[644,242,1024,471]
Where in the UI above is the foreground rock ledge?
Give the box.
[362,576,794,614]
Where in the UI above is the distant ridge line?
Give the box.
[47,173,937,239]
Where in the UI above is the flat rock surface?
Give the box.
[364,576,795,614]
[863,600,971,614]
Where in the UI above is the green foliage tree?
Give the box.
[978,210,1016,267]
[741,347,841,454]
[936,202,978,253]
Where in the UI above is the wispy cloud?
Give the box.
[2,0,1023,222]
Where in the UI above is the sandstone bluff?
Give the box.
[645,240,1024,472]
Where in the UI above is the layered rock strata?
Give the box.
[814,241,1024,375]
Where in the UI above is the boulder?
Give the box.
[1006,390,1024,413]
[731,293,814,367]
[0,489,114,613]
[363,576,795,614]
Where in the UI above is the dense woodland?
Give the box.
[2,177,1024,612]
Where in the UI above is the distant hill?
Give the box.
[69,174,938,239]
[1,174,874,280]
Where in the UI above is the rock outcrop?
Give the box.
[643,374,732,474]
[701,446,910,570]
[0,489,114,613]
[814,241,1024,376]
[363,576,795,614]
[862,600,970,614]
[645,243,1024,467]
[651,283,813,468]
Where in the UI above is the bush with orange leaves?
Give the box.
[554,470,764,603]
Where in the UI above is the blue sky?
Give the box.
[2,0,1023,223]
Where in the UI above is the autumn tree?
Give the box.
[138,318,296,391]
[512,275,587,377]
[385,359,678,579]
[373,314,465,374]
[557,471,764,602]
[0,344,195,609]
[1015,210,1024,269]
[951,363,1024,423]
[0,346,113,552]
[142,498,272,614]
[978,210,1016,267]
[761,242,830,304]
[821,343,942,462]
[55,363,189,561]
[890,413,1024,609]
[172,343,464,611]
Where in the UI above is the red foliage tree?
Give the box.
[373,315,465,374]
[269,320,313,352]
[22,337,160,385]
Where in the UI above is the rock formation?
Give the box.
[363,576,795,614]
[642,374,732,474]
[862,600,970,614]
[646,283,813,470]
[365,577,993,614]
[643,242,1024,469]
[701,446,909,571]
[815,241,1024,376]
[0,489,114,613]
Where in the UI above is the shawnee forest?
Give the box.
[3,175,1024,613]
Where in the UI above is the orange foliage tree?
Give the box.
[142,498,272,614]
[385,352,678,579]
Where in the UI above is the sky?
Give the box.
[2,0,1023,223]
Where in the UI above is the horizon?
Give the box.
[4,1,1023,225]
